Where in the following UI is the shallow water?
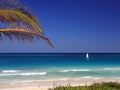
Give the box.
[0,53,120,82]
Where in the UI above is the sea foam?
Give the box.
[2,70,18,73]
[60,69,91,72]
[20,72,47,76]
[0,72,47,76]
[103,67,120,71]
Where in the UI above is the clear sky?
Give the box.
[0,0,120,53]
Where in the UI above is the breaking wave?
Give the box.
[59,69,91,72]
[2,70,18,73]
[0,71,47,76]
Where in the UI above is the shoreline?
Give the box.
[0,77,120,90]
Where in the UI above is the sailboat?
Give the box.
[86,53,89,59]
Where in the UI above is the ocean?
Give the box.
[0,53,120,82]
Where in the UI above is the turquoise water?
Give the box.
[0,53,120,82]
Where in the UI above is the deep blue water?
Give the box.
[0,53,120,82]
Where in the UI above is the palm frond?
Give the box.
[0,9,43,33]
[0,27,54,47]
[0,0,53,47]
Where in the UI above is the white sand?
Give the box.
[0,77,120,90]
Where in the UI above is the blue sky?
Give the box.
[0,0,120,53]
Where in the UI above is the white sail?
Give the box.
[86,53,89,59]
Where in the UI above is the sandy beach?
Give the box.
[0,77,120,90]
